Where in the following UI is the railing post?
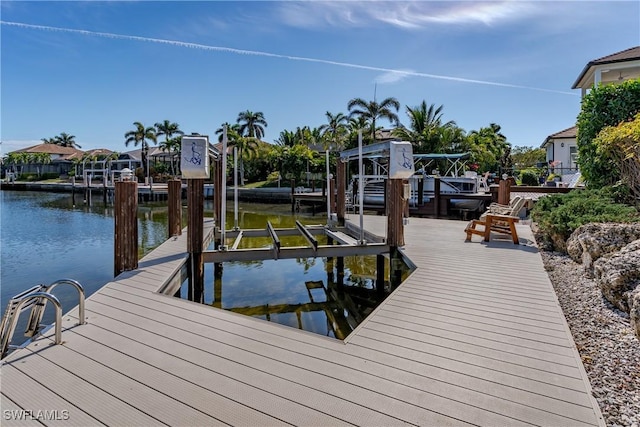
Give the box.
[336,160,346,223]
[114,180,138,276]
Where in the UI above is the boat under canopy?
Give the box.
[340,141,487,213]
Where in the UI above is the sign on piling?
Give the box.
[181,135,209,303]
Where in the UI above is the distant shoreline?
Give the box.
[0,181,294,203]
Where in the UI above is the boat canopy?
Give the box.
[339,141,471,177]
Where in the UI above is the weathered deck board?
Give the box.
[0,216,604,426]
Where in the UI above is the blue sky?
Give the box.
[2,1,639,155]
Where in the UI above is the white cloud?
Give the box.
[1,140,39,154]
[277,1,539,30]
[0,20,575,95]
[375,69,414,84]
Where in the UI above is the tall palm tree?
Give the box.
[54,132,81,149]
[124,122,157,179]
[155,120,184,177]
[394,101,456,153]
[318,111,349,150]
[237,110,267,139]
[216,122,258,185]
[236,112,267,185]
[347,96,400,141]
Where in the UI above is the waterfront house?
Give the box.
[542,46,640,180]
[3,143,84,178]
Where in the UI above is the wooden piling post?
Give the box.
[387,178,407,289]
[329,178,336,216]
[168,179,182,237]
[498,179,511,205]
[417,176,424,206]
[114,180,138,276]
[386,179,405,247]
[187,179,205,303]
[290,179,296,212]
[336,160,346,223]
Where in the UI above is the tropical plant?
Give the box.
[594,112,640,198]
[32,152,51,176]
[462,123,511,173]
[344,116,372,149]
[155,120,184,177]
[237,110,267,139]
[347,96,400,141]
[393,101,456,153]
[274,130,298,147]
[124,122,157,179]
[576,78,640,188]
[55,132,81,148]
[510,146,546,169]
[318,111,349,150]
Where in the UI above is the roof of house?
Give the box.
[14,143,85,160]
[572,46,640,89]
[540,126,577,148]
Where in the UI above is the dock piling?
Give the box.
[114,180,138,276]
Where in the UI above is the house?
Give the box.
[542,46,640,178]
[572,46,640,97]
[3,143,84,177]
[540,126,578,176]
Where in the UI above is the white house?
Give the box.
[542,46,640,180]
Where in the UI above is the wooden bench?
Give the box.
[465,213,519,244]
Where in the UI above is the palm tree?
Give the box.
[124,122,157,180]
[464,123,510,172]
[55,132,81,149]
[32,152,51,176]
[274,130,297,147]
[347,96,400,141]
[158,136,182,176]
[41,137,56,144]
[215,123,241,143]
[236,112,267,184]
[318,111,349,150]
[393,101,456,153]
[155,120,184,177]
[344,116,370,149]
[237,110,267,139]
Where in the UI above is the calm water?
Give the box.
[1,190,171,333]
[1,190,408,343]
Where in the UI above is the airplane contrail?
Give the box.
[1,20,576,95]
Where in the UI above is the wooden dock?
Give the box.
[0,217,604,426]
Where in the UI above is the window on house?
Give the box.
[570,146,578,170]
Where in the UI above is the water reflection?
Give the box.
[179,203,411,339]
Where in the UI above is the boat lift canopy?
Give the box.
[339,141,471,177]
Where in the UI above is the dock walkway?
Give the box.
[1,217,604,426]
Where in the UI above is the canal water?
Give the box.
[1,190,409,345]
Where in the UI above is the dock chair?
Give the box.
[465,197,526,244]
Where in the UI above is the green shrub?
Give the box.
[520,170,539,186]
[577,78,640,188]
[531,186,640,251]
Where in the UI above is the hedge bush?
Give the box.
[520,170,539,186]
[531,185,640,251]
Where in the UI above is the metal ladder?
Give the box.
[1,279,86,359]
